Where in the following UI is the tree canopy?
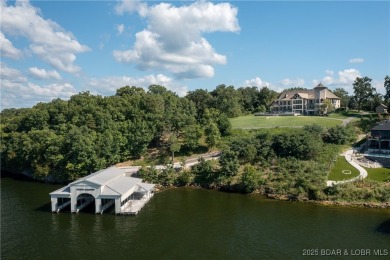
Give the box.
[353,77,375,112]
[1,85,233,181]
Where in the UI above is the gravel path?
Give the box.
[341,117,355,126]
[118,151,221,172]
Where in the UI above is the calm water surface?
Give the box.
[1,177,389,259]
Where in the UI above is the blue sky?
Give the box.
[1,0,389,109]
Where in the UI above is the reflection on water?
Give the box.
[1,177,390,259]
[377,219,390,234]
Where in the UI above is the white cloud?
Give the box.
[372,79,385,95]
[88,74,188,96]
[325,70,334,76]
[117,24,125,34]
[0,31,23,59]
[28,67,62,80]
[113,1,240,79]
[280,78,305,87]
[0,62,27,83]
[0,0,89,73]
[349,58,364,63]
[338,69,361,85]
[1,63,76,108]
[242,77,269,88]
[115,0,147,16]
[313,68,362,94]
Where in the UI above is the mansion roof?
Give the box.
[275,84,340,101]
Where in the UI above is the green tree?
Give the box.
[353,76,374,112]
[175,170,194,186]
[272,131,322,159]
[121,120,154,158]
[148,85,171,95]
[219,149,239,177]
[204,122,221,148]
[238,86,259,112]
[116,86,145,96]
[159,165,176,186]
[258,87,278,111]
[211,84,242,117]
[185,89,214,121]
[183,124,202,151]
[332,88,350,108]
[216,113,232,136]
[240,165,262,193]
[384,75,390,106]
[364,93,383,112]
[192,157,214,186]
[323,125,356,145]
[138,166,159,183]
[303,124,325,138]
[229,135,259,163]
[319,99,333,114]
[168,134,181,163]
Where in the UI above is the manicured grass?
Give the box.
[326,113,349,119]
[365,167,390,182]
[230,115,343,129]
[328,156,360,181]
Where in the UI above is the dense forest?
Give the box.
[1,82,389,204]
[0,84,277,182]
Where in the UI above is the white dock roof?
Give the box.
[51,166,155,198]
[71,166,124,186]
[105,176,142,195]
[49,185,71,196]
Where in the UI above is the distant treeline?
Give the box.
[2,84,389,203]
[0,84,276,182]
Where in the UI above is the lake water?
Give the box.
[1,177,389,259]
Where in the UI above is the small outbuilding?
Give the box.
[376,104,388,114]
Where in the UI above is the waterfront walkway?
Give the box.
[118,151,221,172]
[326,149,368,187]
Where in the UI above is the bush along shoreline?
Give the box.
[137,158,389,209]
[4,123,390,208]
[136,125,389,208]
[1,85,389,208]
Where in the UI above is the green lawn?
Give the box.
[326,112,349,119]
[230,115,343,129]
[328,156,360,181]
[365,167,390,182]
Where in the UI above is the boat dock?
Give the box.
[49,166,155,215]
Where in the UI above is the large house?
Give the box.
[270,83,341,115]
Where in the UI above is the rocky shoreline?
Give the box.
[265,193,390,208]
[3,169,389,209]
[155,184,390,209]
